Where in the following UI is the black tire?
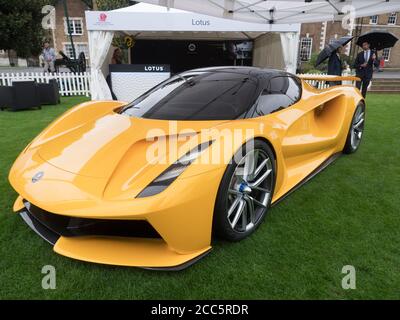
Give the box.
[343,102,365,154]
[213,139,276,241]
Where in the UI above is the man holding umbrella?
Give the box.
[353,41,379,98]
[327,45,344,86]
[315,36,353,87]
[353,31,398,98]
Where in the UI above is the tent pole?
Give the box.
[63,0,77,61]
[350,17,363,62]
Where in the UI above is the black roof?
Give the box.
[180,66,294,80]
[121,66,301,121]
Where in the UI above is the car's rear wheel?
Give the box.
[343,102,365,154]
[213,140,276,241]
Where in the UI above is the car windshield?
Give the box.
[119,71,260,120]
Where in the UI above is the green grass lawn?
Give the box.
[0,94,399,299]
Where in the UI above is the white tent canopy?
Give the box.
[85,1,400,100]
[139,0,400,24]
[86,2,299,34]
[85,2,301,99]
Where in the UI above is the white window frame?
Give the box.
[62,42,89,60]
[369,15,378,24]
[388,12,397,25]
[76,43,89,59]
[300,37,313,61]
[329,38,337,45]
[382,48,391,62]
[64,17,84,36]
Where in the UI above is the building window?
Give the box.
[382,48,391,61]
[63,43,89,60]
[299,37,312,61]
[64,44,75,59]
[369,15,378,24]
[64,18,84,36]
[388,12,397,25]
[76,44,89,58]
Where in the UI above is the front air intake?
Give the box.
[21,201,161,240]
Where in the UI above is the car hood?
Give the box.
[37,112,227,179]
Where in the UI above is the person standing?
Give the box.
[327,45,343,86]
[111,48,123,65]
[106,48,123,100]
[353,41,379,98]
[378,56,385,72]
[42,41,56,73]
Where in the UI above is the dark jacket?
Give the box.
[353,50,379,80]
[328,53,342,76]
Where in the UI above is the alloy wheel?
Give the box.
[350,106,365,150]
[226,149,273,232]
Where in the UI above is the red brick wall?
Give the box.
[300,12,400,69]
[52,0,90,59]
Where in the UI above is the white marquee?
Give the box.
[139,0,400,24]
[86,3,300,34]
[85,0,400,100]
[85,3,301,100]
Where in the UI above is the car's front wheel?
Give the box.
[213,140,276,241]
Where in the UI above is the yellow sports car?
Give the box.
[9,67,364,270]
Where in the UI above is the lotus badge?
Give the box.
[32,171,44,183]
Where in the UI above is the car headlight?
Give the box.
[136,141,213,198]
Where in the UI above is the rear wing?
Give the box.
[298,74,360,82]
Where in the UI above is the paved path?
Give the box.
[373,71,400,79]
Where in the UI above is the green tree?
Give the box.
[95,0,133,11]
[0,0,53,58]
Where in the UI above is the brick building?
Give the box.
[299,12,400,70]
[1,2,399,72]
[49,0,91,62]
[0,0,91,67]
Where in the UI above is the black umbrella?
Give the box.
[315,36,353,66]
[356,30,398,50]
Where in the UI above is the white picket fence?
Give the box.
[0,71,357,98]
[0,72,91,97]
[297,73,330,89]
